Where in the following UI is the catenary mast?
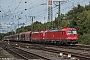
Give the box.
[48,0,53,29]
[54,0,66,29]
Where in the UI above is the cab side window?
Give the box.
[43,32,46,36]
[62,31,64,35]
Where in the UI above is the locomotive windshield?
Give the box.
[67,30,77,34]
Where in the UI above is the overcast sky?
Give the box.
[0,0,90,33]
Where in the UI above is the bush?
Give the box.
[78,34,90,45]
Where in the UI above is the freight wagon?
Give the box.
[3,28,78,45]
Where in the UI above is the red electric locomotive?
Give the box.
[40,28,78,45]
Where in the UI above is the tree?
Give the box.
[76,10,90,35]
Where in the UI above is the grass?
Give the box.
[0,52,9,58]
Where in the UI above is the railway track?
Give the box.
[12,41,90,52]
[8,41,90,51]
[12,42,90,60]
[0,41,90,60]
[1,45,50,60]
[24,45,90,60]
[0,41,68,60]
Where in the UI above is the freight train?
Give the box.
[3,28,78,45]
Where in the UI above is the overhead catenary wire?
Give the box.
[4,0,82,23]
[6,0,47,23]
[0,0,90,33]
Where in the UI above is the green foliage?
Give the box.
[76,10,90,35]
[5,31,15,36]
[32,21,44,31]
[78,34,90,45]
[0,33,4,40]
[16,26,28,33]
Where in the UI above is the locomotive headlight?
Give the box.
[66,36,69,39]
[75,36,78,39]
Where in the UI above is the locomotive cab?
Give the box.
[67,29,78,40]
[62,28,78,44]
